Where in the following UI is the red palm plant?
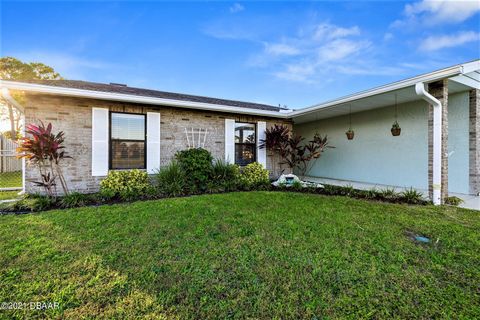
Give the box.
[17,122,71,196]
[260,124,333,176]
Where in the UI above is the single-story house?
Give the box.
[1,59,479,207]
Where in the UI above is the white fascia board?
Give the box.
[0,80,289,119]
[461,60,480,74]
[450,74,480,89]
[290,63,466,118]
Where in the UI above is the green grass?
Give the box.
[0,191,20,201]
[0,171,22,188]
[0,192,479,319]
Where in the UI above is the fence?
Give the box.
[0,135,22,190]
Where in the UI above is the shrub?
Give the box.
[240,162,270,188]
[209,159,240,192]
[175,148,213,192]
[445,196,463,206]
[156,161,186,197]
[10,195,55,212]
[291,180,303,191]
[17,122,71,196]
[401,188,425,204]
[59,192,90,208]
[100,169,150,201]
[359,187,380,200]
[380,187,398,201]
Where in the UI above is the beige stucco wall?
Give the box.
[23,93,291,194]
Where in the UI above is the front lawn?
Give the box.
[0,192,478,319]
[0,171,22,188]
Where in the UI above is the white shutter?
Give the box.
[225,119,235,164]
[91,108,109,176]
[147,112,161,174]
[257,121,267,168]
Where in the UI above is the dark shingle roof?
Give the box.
[18,80,282,112]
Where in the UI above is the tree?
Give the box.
[260,124,334,176]
[0,57,62,139]
[0,57,62,80]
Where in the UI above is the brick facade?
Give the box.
[427,80,448,203]
[470,89,480,195]
[23,93,292,194]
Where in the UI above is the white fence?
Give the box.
[0,136,21,173]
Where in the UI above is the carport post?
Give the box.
[415,82,442,205]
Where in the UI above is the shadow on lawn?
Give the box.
[0,214,177,319]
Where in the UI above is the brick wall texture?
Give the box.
[470,89,480,195]
[23,93,292,194]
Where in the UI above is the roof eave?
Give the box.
[0,80,288,119]
[290,63,467,119]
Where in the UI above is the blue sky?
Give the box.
[1,1,479,109]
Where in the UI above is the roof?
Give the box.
[291,59,480,124]
[13,79,282,112]
[1,60,478,121]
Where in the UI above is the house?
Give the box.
[0,60,479,207]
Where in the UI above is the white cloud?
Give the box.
[393,0,480,27]
[274,62,316,83]
[313,23,360,41]
[419,31,480,51]
[229,3,244,13]
[317,39,370,62]
[264,22,371,82]
[12,51,113,79]
[264,43,300,56]
[384,33,394,41]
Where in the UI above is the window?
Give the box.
[235,122,256,166]
[110,112,146,169]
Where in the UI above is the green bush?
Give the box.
[100,169,150,201]
[209,159,240,192]
[445,196,463,206]
[401,188,425,204]
[175,148,213,192]
[380,187,399,201]
[59,192,91,208]
[13,195,55,212]
[156,161,186,197]
[240,162,270,188]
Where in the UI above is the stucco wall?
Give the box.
[448,91,469,194]
[23,93,291,194]
[294,92,471,194]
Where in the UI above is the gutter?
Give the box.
[1,87,25,113]
[0,81,289,119]
[291,63,464,118]
[415,82,442,205]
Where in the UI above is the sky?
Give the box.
[1,0,479,110]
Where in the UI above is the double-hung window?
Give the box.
[234,122,256,166]
[110,112,146,169]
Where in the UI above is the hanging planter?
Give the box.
[346,129,355,140]
[391,94,401,137]
[391,121,401,136]
[346,105,354,140]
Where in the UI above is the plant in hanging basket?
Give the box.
[345,129,355,140]
[391,121,401,136]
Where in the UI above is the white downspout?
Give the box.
[415,82,442,205]
[1,87,26,195]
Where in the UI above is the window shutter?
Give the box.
[91,108,109,176]
[225,119,235,164]
[257,121,267,168]
[147,112,161,174]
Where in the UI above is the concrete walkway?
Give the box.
[301,176,480,211]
